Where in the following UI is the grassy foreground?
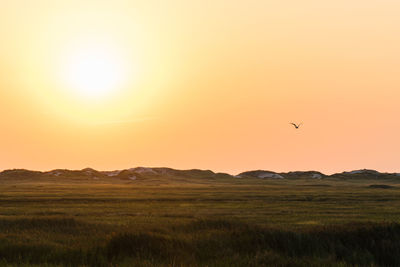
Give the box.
[0,174,400,266]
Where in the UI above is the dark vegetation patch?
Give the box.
[0,217,91,232]
[0,217,400,266]
[298,184,332,187]
[369,184,395,189]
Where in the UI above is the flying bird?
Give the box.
[290,122,302,129]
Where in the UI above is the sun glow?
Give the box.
[62,46,127,99]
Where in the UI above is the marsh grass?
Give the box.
[0,217,399,266]
[0,176,400,266]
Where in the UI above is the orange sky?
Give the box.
[1,0,400,174]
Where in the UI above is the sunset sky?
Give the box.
[1,0,400,174]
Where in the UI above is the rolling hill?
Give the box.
[1,167,400,185]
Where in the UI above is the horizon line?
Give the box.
[0,166,397,176]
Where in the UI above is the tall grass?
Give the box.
[0,217,399,266]
[1,177,399,266]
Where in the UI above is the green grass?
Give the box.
[0,175,399,266]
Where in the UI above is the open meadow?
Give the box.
[0,169,400,266]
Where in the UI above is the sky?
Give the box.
[0,0,400,174]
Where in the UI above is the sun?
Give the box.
[62,46,126,100]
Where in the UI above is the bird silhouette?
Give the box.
[290,122,302,129]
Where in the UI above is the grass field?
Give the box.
[0,172,400,266]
